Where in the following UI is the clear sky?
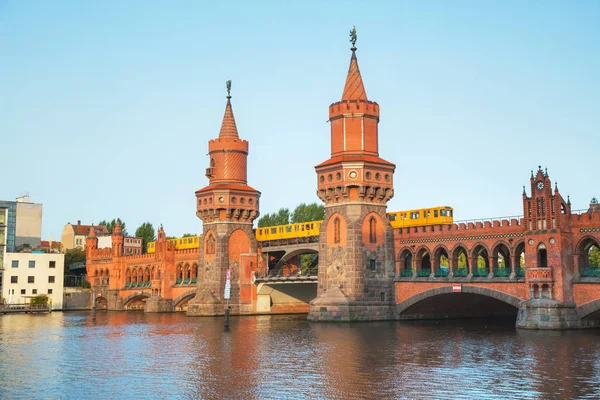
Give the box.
[1,1,599,240]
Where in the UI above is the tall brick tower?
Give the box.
[308,29,396,321]
[187,81,261,316]
[517,166,582,329]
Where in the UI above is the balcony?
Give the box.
[527,268,553,283]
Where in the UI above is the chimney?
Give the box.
[77,220,81,226]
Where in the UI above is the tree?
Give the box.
[258,208,290,228]
[30,294,49,305]
[589,245,600,268]
[98,218,128,236]
[15,243,32,253]
[440,254,449,268]
[291,203,325,223]
[182,233,197,237]
[457,253,467,269]
[135,222,155,254]
[64,248,86,270]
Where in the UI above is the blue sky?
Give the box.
[1,1,599,240]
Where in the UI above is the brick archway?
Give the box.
[173,290,197,309]
[576,299,600,321]
[123,291,150,306]
[396,285,523,315]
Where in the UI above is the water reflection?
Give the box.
[0,313,599,399]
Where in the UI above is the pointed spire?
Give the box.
[113,220,122,235]
[219,80,239,138]
[523,185,526,196]
[342,26,367,101]
[555,182,559,193]
[530,170,534,179]
[567,195,571,205]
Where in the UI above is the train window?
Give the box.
[426,210,431,218]
[306,224,310,230]
[388,214,396,221]
[286,226,292,232]
[450,209,453,217]
[434,210,438,218]
[270,228,276,234]
[410,212,420,219]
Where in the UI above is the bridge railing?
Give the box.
[453,214,524,226]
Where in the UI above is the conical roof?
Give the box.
[341,49,367,101]
[219,96,239,138]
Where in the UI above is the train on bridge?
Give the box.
[147,206,454,252]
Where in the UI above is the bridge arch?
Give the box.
[173,290,197,311]
[576,299,600,321]
[123,291,150,310]
[274,248,318,272]
[397,286,522,320]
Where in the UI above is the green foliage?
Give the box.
[291,203,325,224]
[258,208,290,228]
[166,236,177,240]
[30,294,49,305]
[457,253,467,269]
[589,245,600,267]
[64,248,86,269]
[15,243,32,252]
[477,255,487,269]
[182,233,197,237]
[135,222,155,255]
[82,280,91,289]
[98,218,128,236]
[440,254,449,268]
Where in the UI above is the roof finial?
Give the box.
[226,80,232,99]
[523,185,526,196]
[349,26,357,51]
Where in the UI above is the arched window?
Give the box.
[334,217,341,244]
[206,233,216,254]
[369,217,376,243]
[538,244,548,268]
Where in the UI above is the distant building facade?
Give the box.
[3,252,65,309]
[61,221,108,251]
[0,194,43,252]
[97,235,142,256]
[0,207,7,300]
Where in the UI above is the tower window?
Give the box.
[369,217,376,243]
[334,217,341,244]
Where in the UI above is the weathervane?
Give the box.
[226,80,232,98]
[349,26,357,50]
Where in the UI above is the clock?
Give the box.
[536,181,544,190]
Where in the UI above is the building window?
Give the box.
[369,259,376,271]
[369,217,377,243]
[11,260,18,268]
[11,276,18,283]
[28,276,34,283]
[334,217,341,244]
[48,276,55,283]
[32,289,37,295]
[49,261,56,268]
[29,260,35,268]
[48,289,53,294]
[21,289,26,295]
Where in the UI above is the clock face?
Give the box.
[537,181,544,190]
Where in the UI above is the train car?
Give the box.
[147,235,202,253]
[255,221,322,242]
[387,206,453,229]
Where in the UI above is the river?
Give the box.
[0,312,599,399]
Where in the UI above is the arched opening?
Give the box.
[206,233,216,255]
[416,248,431,277]
[184,264,191,284]
[531,284,540,299]
[451,245,469,277]
[397,287,520,321]
[369,217,377,243]
[398,249,413,277]
[514,241,526,277]
[333,217,341,244]
[538,244,548,268]
[471,244,490,277]
[125,268,131,287]
[191,263,198,283]
[577,237,600,277]
[176,264,183,284]
[432,246,449,277]
[492,242,512,277]
[144,267,150,286]
[95,296,108,310]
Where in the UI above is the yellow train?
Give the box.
[387,206,453,229]
[147,206,453,251]
[148,235,202,253]
[255,221,322,242]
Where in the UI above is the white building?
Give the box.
[3,253,65,310]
